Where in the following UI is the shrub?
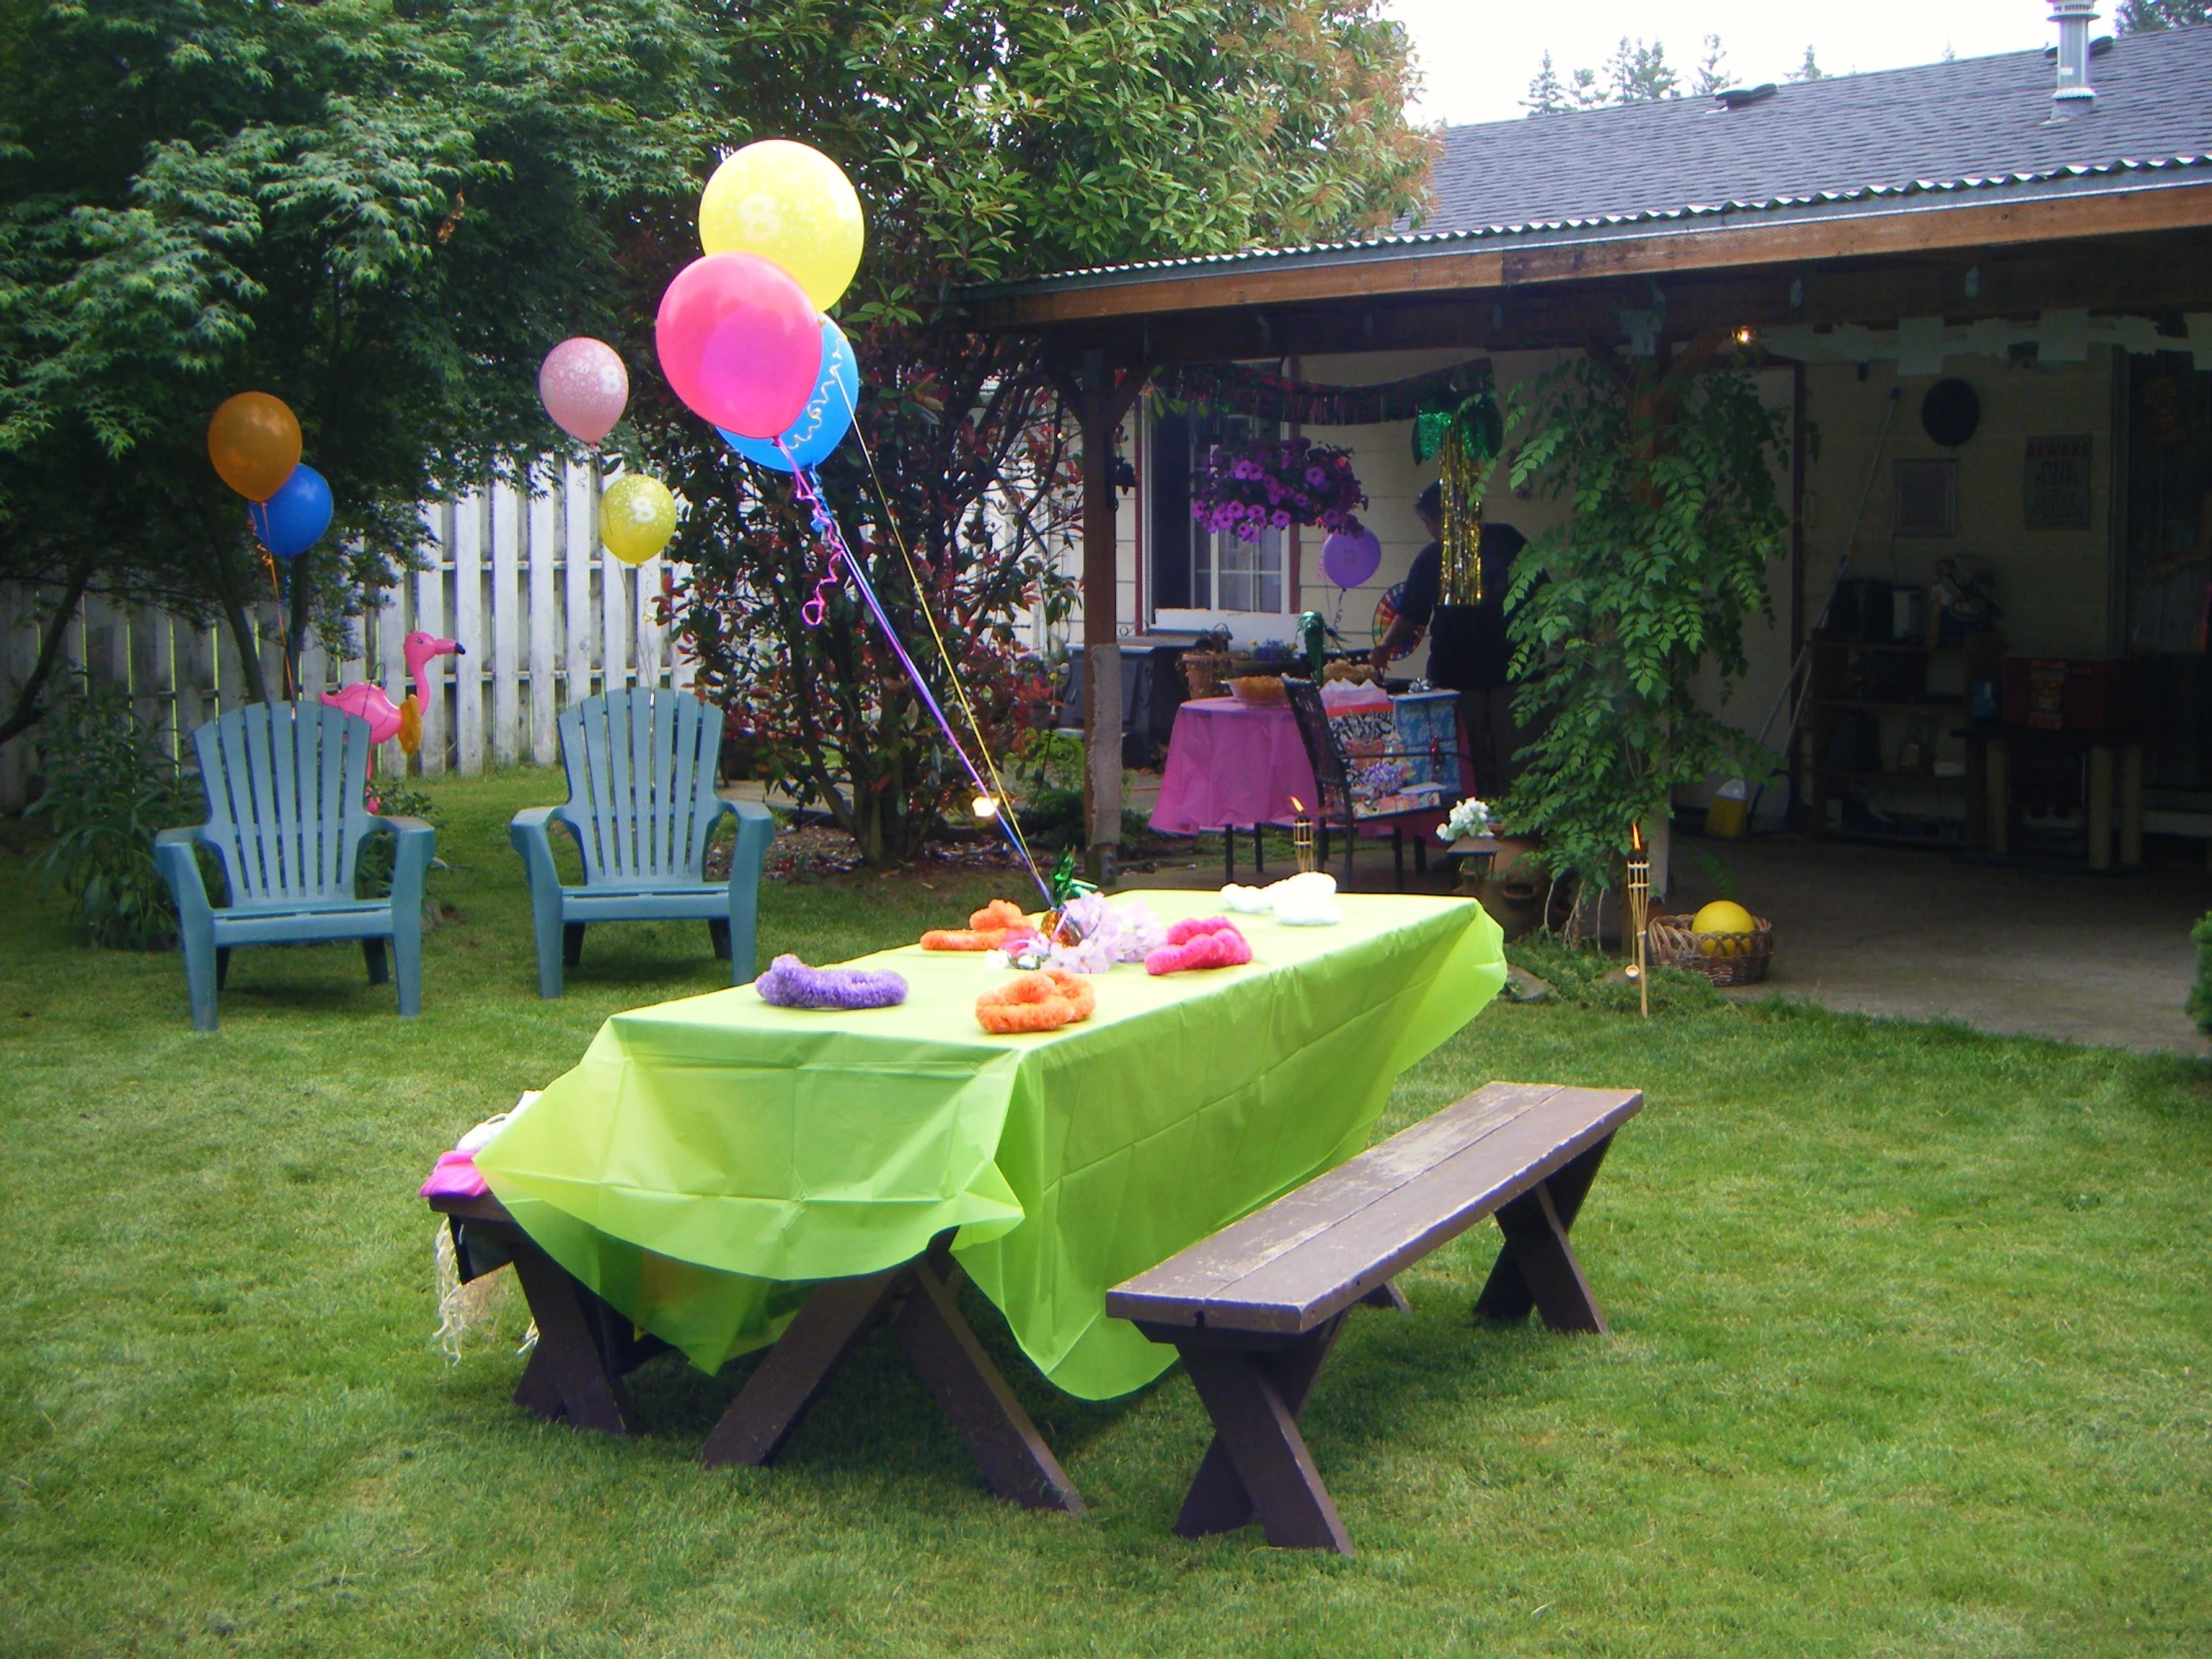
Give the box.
[358,784,441,900]
[25,679,196,949]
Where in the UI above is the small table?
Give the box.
[1148,697,1319,878]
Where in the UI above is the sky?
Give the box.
[1383,0,2065,128]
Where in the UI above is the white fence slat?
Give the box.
[415,504,448,776]
[491,481,520,768]
[565,461,597,705]
[452,489,485,774]
[601,544,628,699]
[528,469,558,765]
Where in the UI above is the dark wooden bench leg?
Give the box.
[506,1241,636,1433]
[890,1258,1085,1513]
[1475,1135,1613,1335]
[1175,1317,1353,1554]
[699,1267,905,1467]
[563,922,586,967]
[708,917,732,960]
[362,937,389,985]
[1174,1314,1347,1542]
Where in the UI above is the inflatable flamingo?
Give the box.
[323,631,462,756]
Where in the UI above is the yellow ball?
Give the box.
[699,140,864,312]
[1692,899,1757,938]
[599,474,677,566]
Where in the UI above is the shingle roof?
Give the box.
[984,27,2212,295]
[1419,25,2212,235]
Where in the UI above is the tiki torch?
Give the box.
[1626,823,1651,1019]
[1291,797,1316,873]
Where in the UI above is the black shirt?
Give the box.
[1398,522,1527,692]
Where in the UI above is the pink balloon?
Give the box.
[655,254,822,439]
[1321,527,1382,589]
[538,337,629,444]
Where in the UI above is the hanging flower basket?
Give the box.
[1191,436,1367,543]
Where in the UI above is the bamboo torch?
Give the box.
[1291,796,1316,873]
[1627,823,1651,1019]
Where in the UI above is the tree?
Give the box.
[1693,35,1732,97]
[0,0,717,740]
[2117,0,2211,26]
[1499,336,1792,893]
[651,2,1434,861]
[1524,52,1574,116]
[1605,37,1681,103]
[1788,46,1828,83]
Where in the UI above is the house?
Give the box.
[971,21,2212,881]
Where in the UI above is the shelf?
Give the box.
[1815,697,1964,712]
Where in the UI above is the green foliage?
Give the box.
[2117,1,2210,29]
[356,783,441,901]
[24,678,196,948]
[0,0,717,720]
[659,2,1430,863]
[2188,911,2212,1035]
[1788,45,1828,83]
[1500,343,1793,887]
[1506,933,1721,1015]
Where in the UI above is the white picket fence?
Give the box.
[0,462,693,811]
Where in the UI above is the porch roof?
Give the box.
[972,29,2212,346]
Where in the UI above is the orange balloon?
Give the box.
[208,392,302,501]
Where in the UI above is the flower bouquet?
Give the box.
[1192,436,1367,543]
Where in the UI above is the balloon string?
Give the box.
[780,448,1048,903]
[832,382,1048,888]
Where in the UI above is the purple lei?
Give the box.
[756,953,909,1010]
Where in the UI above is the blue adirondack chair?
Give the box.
[154,702,436,1033]
[510,689,774,998]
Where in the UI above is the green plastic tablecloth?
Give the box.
[473,888,1504,1401]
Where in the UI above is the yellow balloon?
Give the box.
[698,140,864,311]
[599,474,677,566]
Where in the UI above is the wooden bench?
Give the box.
[1105,1081,1643,1554]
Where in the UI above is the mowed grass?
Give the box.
[0,769,2206,1657]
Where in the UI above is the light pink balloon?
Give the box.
[655,253,822,439]
[538,337,629,445]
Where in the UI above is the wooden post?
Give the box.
[1066,350,1150,886]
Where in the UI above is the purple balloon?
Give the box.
[1320,527,1382,589]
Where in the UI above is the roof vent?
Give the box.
[2048,1,2099,106]
[1713,83,1777,110]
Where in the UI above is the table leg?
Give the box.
[1174,1313,1346,1541]
[890,1258,1085,1513]
[1225,829,1235,884]
[1474,1135,1613,1335]
[1253,825,1266,875]
[2121,743,2144,868]
[1176,1321,1353,1554]
[699,1267,905,1467]
[506,1242,637,1433]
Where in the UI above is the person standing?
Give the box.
[1370,481,1530,795]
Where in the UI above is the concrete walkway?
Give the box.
[1664,836,2212,1056]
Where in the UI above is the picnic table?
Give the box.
[465,889,1505,1498]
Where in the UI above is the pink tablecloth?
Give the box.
[1149,697,1320,834]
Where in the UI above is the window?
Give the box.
[1150,408,1288,620]
[1894,458,1958,537]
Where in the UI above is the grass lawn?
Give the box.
[2,769,2207,1657]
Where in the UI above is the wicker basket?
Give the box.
[1647,912,1774,986]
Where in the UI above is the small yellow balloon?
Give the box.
[599,474,677,566]
[698,140,864,311]
[208,391,302,502]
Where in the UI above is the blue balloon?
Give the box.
[721,318,857,472]
[249,463,332,559]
